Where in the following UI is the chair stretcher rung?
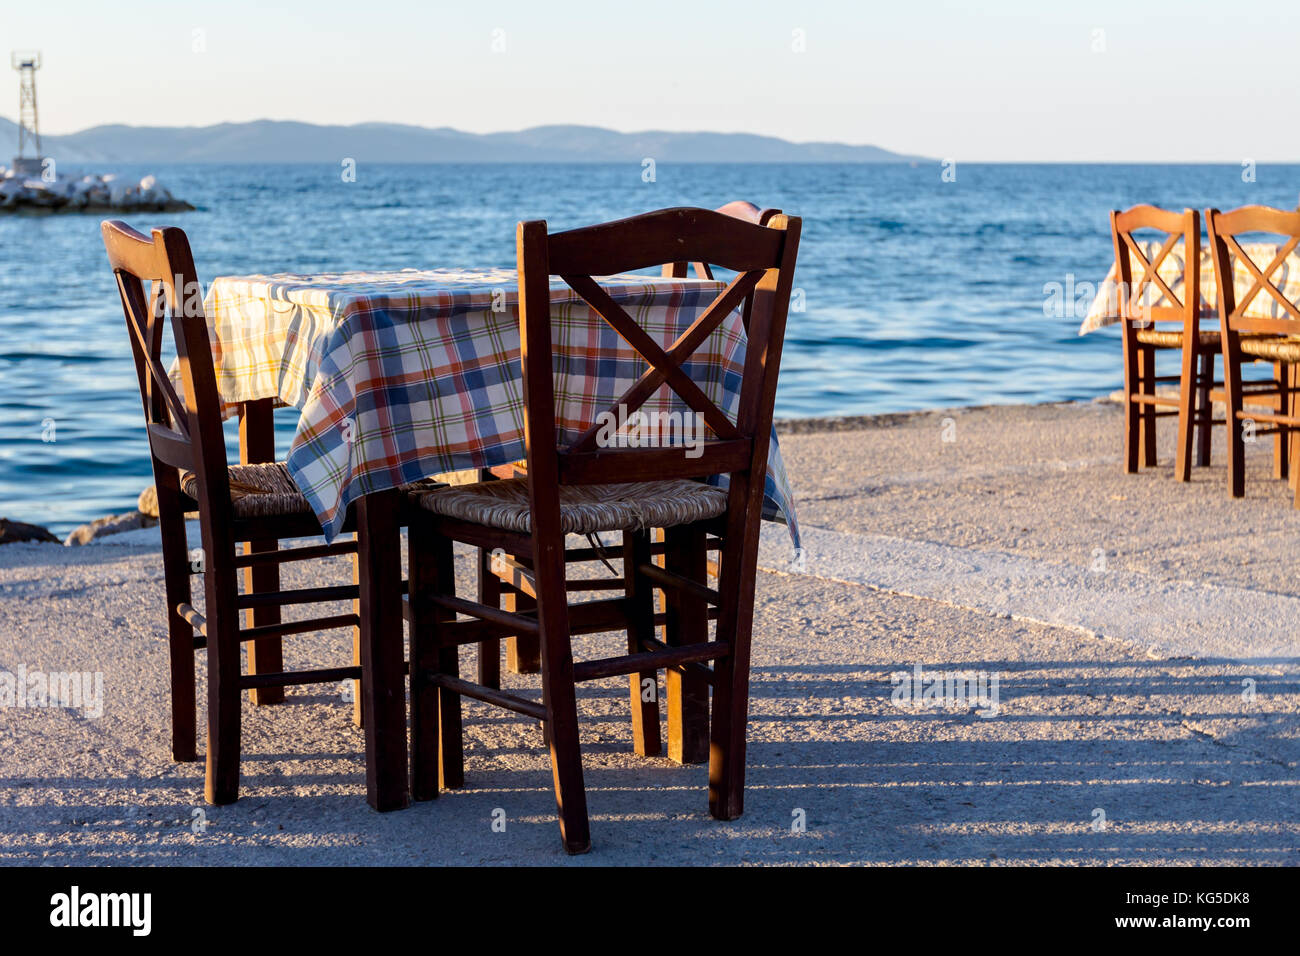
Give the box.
[637,562,719,605]
[637,636,715,684]
[499,577,625,595]
[428,674,547,721]
[573,641,730,683]
[430,594,541,635]
[239,665,361,690]
[1235,410,1300,427]
[240,613,359,642]
[237,583,360,609]
[488,553,537,599]
[1128,393,1180,407]
[412,598,718,645]
[234,539,358,568]
[177,603,206,636]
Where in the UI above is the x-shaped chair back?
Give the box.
[1110,205,1201,330]
[1206,205,1300,334]
[517,206,800,496]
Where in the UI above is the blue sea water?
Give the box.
[1,161,1297,533]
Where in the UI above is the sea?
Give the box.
[2,161,1296,533]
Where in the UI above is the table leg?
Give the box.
[355,489,410,812]
[505,573,541,674]
[239,399,283,706]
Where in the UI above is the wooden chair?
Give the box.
[1206,205,1300,503]
[474,198,781,767]
[406,206,801,852]
[1111,206,1220,479]
[101,220,416,810]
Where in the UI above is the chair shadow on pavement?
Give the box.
[3,656,1296,865]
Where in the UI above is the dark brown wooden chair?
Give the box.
[473,199,781,767]
[406,206,801,853]
[1206,205,1300,503]
[101,220,417,810]
[1111,206,1221,479]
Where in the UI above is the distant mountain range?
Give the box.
[0,117,930,165]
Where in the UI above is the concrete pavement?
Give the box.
[1,399,1296,865]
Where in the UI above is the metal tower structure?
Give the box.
[11,50,43,175]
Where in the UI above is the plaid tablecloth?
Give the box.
[1078,241,1300,334]
[197,268,800,548]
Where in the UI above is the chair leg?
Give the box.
[664,524,709,765]
[477,548,502,690]
[351,623,364,728]
[1122,335,1141,473]
[1275,362,1290,481]
[409,516,461,799]
[408,516,438,801]
[350,529,364,728]
[506,557,541,675]
[1175,343,1197,482]
[1290,364,1299,493]
[1140,346,1158,467]
[156,478,196,763]
[204,585,242,806]
[709,612,756,819]
[623,530,661,758]
[1195,351,1213,467]
[1223,340,1246,498]
[709,500,762,821]
[1293,437,1300,509]
[438,642,465,791]
[534,549,590,855]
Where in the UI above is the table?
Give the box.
[1078,240,1300,334]
[200,268,804,810]
[203,268,799,546]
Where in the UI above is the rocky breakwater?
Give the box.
[0,167,195,213]
[0,488,169,548]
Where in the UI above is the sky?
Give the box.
[4,0,1299,162]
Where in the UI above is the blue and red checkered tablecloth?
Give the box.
[196,268,800,547]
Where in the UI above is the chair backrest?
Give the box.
[1109,205,1201,329]
[1205,205,1300,335]
[662,201,783,280]
[514,205,800,541]
[100,220,234,526]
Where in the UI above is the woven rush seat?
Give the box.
[417,477,728,535]
[1239,335,1300,362]
[1134,328,1224,349]
[182,462,448,519]
[181,461,313,518]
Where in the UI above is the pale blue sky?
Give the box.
[6,0,1299,161]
